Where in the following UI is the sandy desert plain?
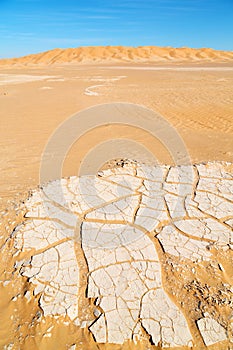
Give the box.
[0,46,233,350]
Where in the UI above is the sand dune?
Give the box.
[0,46,233,66]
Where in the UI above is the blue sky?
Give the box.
[0,0,232,58]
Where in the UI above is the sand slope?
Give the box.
[0,46,233,65]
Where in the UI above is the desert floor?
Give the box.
[0,63,233,210]
[0,63,233,350]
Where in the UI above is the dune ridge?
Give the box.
[0,46,233,65]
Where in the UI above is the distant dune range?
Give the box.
[0,46,233,65]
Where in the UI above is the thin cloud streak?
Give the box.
[1,0,232,56]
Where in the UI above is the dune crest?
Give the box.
[0,46,233,65]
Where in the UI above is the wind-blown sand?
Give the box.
[1,60,233,209]
[0,46,233,349]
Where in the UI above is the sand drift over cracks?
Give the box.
[5,162,233,348]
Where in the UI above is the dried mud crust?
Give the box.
[0,161,233,349]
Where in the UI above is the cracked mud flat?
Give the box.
[1,161,233,349]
